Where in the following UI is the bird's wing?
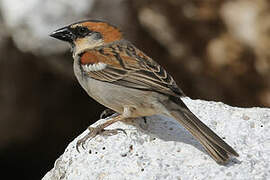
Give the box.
[78,41,184,97]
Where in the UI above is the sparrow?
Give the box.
[50,20,239,164]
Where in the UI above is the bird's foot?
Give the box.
[76,114,127,152]
[76,126,126,152]
[76,127,101,152]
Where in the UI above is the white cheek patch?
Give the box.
[82,62,107,72]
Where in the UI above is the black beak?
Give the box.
[49,26,75,42]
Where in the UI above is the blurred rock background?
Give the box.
[0,0,269,179]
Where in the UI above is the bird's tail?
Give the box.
[164,96,239,164]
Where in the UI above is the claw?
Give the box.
[143,117,147,124]
[76,142,81,152]
[76,136,89,152]
[82,140,86,150]
[115,128,127,136]
[76,127,100,152]
[100,109,116,119]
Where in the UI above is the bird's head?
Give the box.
[50,20,123,54]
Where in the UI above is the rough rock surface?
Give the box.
[42,98,270,180]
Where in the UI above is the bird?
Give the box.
[50,19,239,164]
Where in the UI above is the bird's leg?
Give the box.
[76,114,126,151]
[100,108,117,119]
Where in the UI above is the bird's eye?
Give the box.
[76,27,89,36]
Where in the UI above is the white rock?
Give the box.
[42,98,270,180]
[0,0,94,55]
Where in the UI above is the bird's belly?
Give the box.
[89,77,162,116]
[79,76,165,117]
